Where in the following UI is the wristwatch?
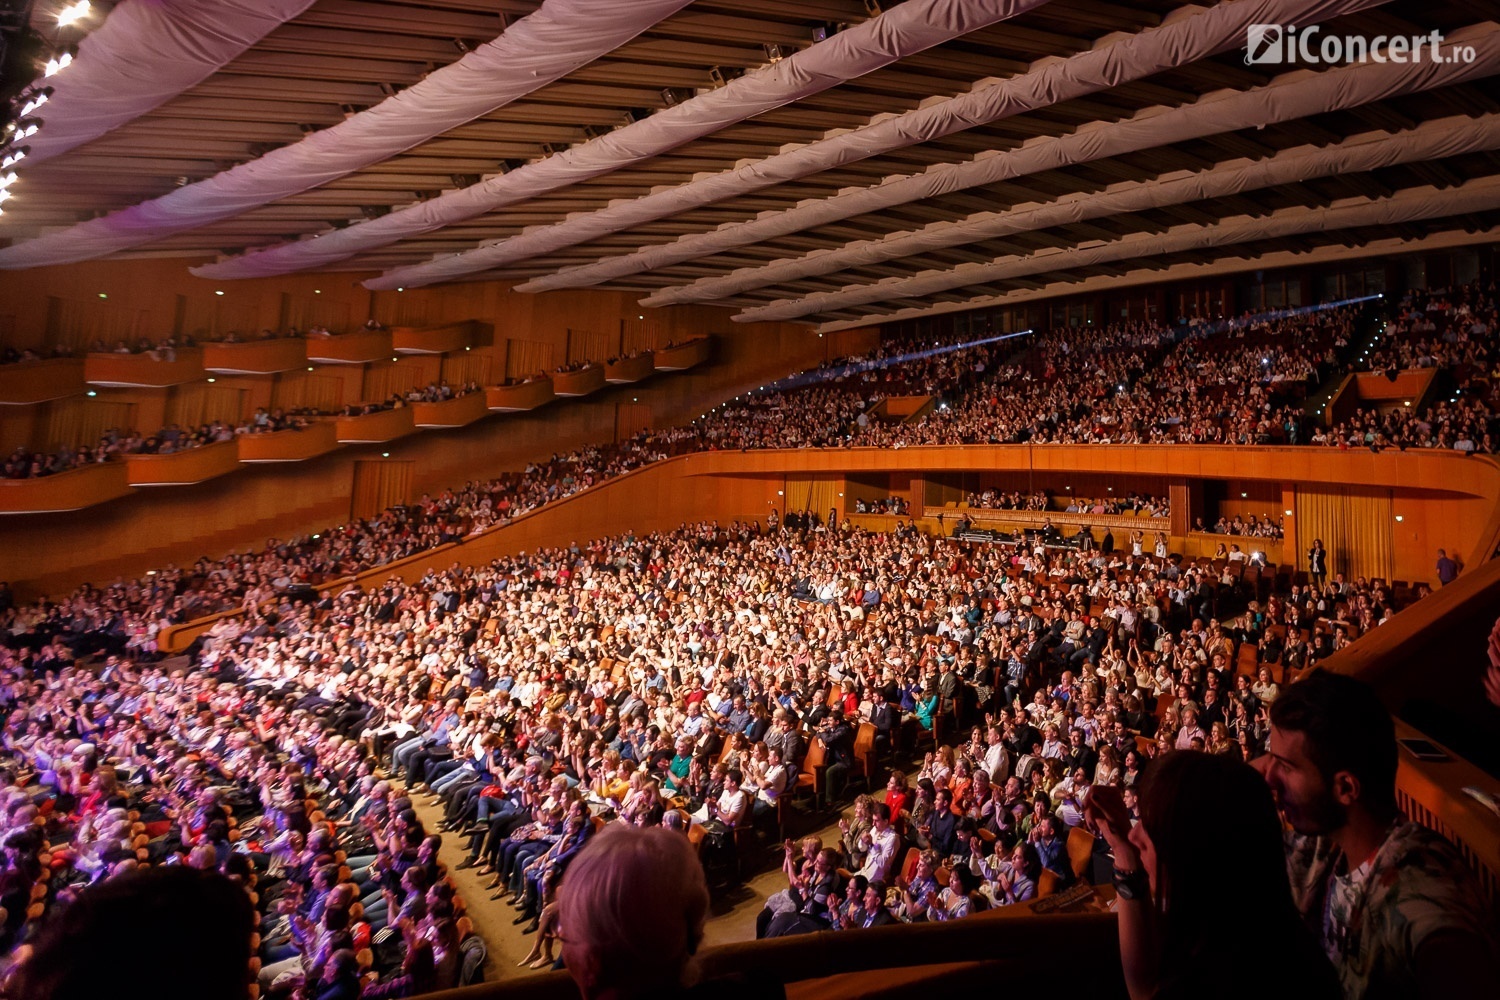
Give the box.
[1112,866,1149,900]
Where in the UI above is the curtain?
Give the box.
[614,403,652,442]
[1296,486,1394,583]
[166,383,248,427]
[567,328,611,365]
[47,296,148,351]
[784,477,839,515]
[805,479,838,520]
[441,352,492,386]
[36,397,137,451]
[619,317,661,355]
[351,460,413,520]
[505,339,557,380]
[271,371,345,413]
[784,478,809,513]
[283,294,352,334]
[361,361,426,403]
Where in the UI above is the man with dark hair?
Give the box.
[1264,670,1496,1000]
[10,866,254,1000]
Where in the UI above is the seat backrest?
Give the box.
[853,722,876,756]
[801,736,827,771]
[1067,825,1095,880]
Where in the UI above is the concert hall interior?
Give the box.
[0,2,1497,999]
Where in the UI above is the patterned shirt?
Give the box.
[1286,820,1495,1000]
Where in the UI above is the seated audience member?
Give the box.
[1085,751,1340,1000]
[556,823,773,999]
[9,865,255,1000]
[1264,671,1498,999]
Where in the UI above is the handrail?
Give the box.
[420,904,1118,1000]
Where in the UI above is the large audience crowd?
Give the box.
[0,285,1496,998]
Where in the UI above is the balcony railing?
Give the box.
[0,462,132,514]
[0,358,85,405]
[391,320,483,355]
[654,337,710,371]
[331,407,416,444]
[412,392,489,428]
[124,440,241,486]
[552,363,606,397]
[605,352,655,383]
[304,330,393,365]
[84,349,205,387]
[486,378,555,412]
[202,338,308,375]
[236,423,340,463]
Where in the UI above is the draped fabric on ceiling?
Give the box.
[505,340,557,381]
[20,0,319,165]
[636,16,1498,310]
[165,383,248,427]
[271,371,344,414]
[37,397,136,452]
[351,460,413,521]
[653,112,1500,311]
[188,0,1044,282]
[1296,487,1394,583]
[740,174,1500,323]
[401,0,1391,291]
[0,0,699,270]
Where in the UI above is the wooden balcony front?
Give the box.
[84,349,205,387]
[124,440,241,486]
[203,338,308,375]
[486,378,555,412]
[332,407,416,443]
[605,352,655,383]
[1354,368,1436,402]
[0,358,85,405]
[653,337,710,371]
[236,422,340,463]
[304,329,393,365]
[412,392,489,428]
[0,462,132,514]
[392,320,484,355]
[552,363,606,397]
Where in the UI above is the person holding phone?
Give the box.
[1083,751,1338,1000]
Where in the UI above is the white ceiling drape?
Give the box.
[731,25,1500,322]
[644,18,1499,312]
[733,174,1500,323]
[190,0,1044,282]
[512,0,1390,297]
[666,69,1499,310]
[0,0,698,269]
[19,0,319,165]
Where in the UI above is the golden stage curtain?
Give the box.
[37,397,137,450]
[351,460,413,520]
[1295,486,1394,583]
[361,361,424,403]
[166,383,248,427]
[46,296,149,351]
[566,328,610,365]
[505,339,557,380]
[271,371,345,413]
[783,478,839,513]
[441,352,491,386]
[614,402,652,442]
[619,317,663,355]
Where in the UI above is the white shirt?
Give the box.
[858,824,900,882]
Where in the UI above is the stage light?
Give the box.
[57,1,92,26]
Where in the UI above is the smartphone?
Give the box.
[1397,738,1451,762]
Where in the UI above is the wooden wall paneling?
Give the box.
[0,319,828,599]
